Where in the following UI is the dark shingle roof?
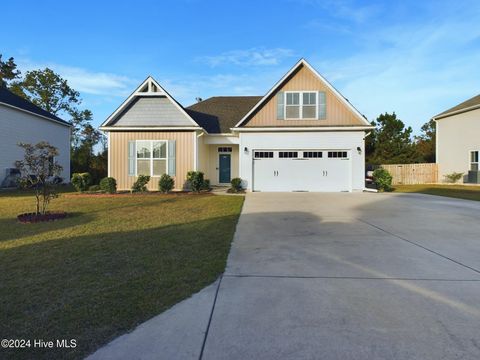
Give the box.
[434,93,480,119]
[186,96,262,133]
[0,86,69,126]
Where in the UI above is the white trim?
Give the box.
[231,126,374,132]
[0,102,71,127]
[107,132,111,177]
[101,76,201,128]
[435,120,439,165]
[234,58,370,128]
[99,126,200,131]
[433,104,480,120]
[135,139,168,178]
[193,131,198,171]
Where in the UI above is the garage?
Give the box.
[252,150,351,192]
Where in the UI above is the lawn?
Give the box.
[393,184,480,201]
[0,189,244,360]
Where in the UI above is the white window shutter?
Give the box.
[318,91,326,120]
[128,141,136,176]
[277,91,284,120]
[168,140,176,176]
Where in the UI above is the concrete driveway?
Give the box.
[89,192,480,360]
[203,192,480,360]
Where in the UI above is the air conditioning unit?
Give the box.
[467,171,480,184]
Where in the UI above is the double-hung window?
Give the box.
[285,92,300,119]
[471,151,479,171]
[136,140,167,176]
[285,91,317,119]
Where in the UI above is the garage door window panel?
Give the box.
[254,151,274,159]
[328,151,348,159]
[279,151,298,158]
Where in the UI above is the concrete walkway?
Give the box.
[88,192,480,359]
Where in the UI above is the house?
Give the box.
[100,59,373,192]
[433,94,480,183]
[0,87,71,186]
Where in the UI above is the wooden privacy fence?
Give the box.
[377,163,438,185]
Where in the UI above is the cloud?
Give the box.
[16,59,135,97]
[197,48,296,67]
[309,11,480,132]
[298,0,381,24]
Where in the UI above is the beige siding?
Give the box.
[245,65,364,127]
[109,131,194,191]
[436,108,480,181]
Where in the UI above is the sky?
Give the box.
[2,0,480,134]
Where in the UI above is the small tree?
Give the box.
[373,168,393,192]
[15,142,63,215]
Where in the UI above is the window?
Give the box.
[254,151,274,159]
[286,92,300,119]
[279,151,298,158]
[136,140,167,176]
[303,151,323,158]
[328,151,348,159]
[285,91,317,119]
[471,151,479,171]
[302,92,317,118]
[218,147,232,153]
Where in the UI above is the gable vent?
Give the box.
[137,78,165,96]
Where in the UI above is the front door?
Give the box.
[219,154,231,183]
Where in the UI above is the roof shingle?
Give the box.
[0,86,69,126]
[434,93,480,119]
[186,96,261,133]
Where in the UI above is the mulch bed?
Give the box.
[18,211,67,223]
[65,191,213,198]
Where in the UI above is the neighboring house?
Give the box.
[433,94,480,183]
[0,87,71,186]
[100,59,373,192]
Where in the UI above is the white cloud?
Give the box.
[197,48,296,67]
[309,14,480,133]
[16,59,135,97]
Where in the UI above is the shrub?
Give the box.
[100,177,117,194]
[158,174,174,193]
[187,171,206,192]
[131,175,150,192]
[71,172,91,192]
[88,185,102,192]
[201,179,211,191]
[230,178,243,192]
[373,168,393,192]
[444,172,464,183]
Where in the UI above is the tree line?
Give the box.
[0,54,107,183]
[365,112,435,165]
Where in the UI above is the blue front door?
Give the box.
[219,154,231,183]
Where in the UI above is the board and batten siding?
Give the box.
[245,65,364,127]
[109,131,195,191]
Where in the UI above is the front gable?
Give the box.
[236,59,369,128]
[101,77,200,129]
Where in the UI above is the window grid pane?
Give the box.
[137,141,151,158]
[153,160,167,176]
[152,141,166,159]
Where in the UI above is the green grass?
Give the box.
[393,184,480,201]
[0,189,244,360]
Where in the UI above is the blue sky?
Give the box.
[2,0,480,133]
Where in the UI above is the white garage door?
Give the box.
[253,150,351,192]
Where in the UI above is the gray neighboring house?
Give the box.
[433,93,480,183]
[0,87,71,186]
